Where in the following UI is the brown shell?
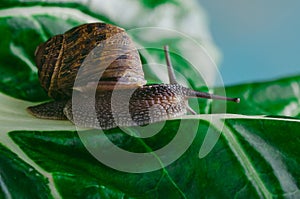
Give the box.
[35,23,146,100]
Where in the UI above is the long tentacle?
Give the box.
[164,45,178,84]
[186,89,240,103]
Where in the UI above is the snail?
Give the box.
[27,22,240,130]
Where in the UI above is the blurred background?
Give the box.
[198,0,300,85]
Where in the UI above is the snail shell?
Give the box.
[34,23,146,100]
[28,23,240,129]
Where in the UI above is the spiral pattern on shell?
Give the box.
[34,23,146,100]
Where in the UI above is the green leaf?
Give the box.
[0,143,52,198]
[213,75,300,118]
[1,92,300,198]
[0,1,299,199]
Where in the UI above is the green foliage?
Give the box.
[214,75,300,118]
[0,1,299,198]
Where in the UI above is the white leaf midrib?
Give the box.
[0,93,299,198]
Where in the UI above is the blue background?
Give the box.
[198,1,300,85]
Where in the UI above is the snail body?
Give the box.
[27,23,239,129]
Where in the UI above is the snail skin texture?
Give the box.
[27,23,240,129]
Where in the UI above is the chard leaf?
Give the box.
[0,1,299,199]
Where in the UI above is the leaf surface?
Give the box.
[0,2,299,199]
